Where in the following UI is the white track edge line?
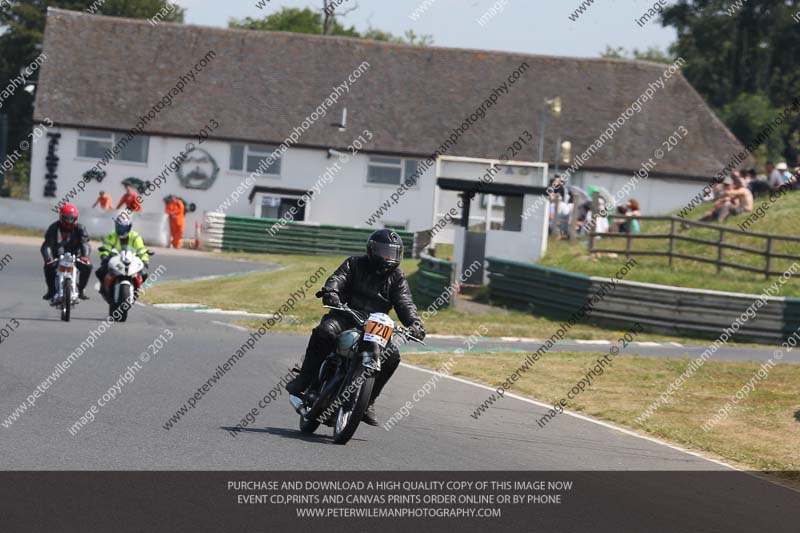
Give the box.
[212,321,249,332]
[399,361,740,471]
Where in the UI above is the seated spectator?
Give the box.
[749,164,773,197]
[701,178,734,221]
[718,177,753,222]
[777,162,794,185]
[767,161,784,190]
[738,168,751,188]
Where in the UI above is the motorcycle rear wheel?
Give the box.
[333,367,375,445]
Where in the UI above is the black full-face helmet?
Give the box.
[367,229,403,273]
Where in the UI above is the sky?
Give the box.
[175,0,677,59]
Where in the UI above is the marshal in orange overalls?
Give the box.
[165,196,185,248]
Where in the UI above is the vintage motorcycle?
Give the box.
[50,252,80,322]
[289,303,424,444]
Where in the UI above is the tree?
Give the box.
[660,0,800,164]
[230,7,359,37]
[600,45,673,64]
[229,5,432,45]
[0,1,183,197]
[718,92,788,165]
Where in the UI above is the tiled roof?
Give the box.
[35,8,747,180]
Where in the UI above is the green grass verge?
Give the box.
[540,192,800,297]
[141,251,770,345]
[404,350,800,481]
[0,224,44,238]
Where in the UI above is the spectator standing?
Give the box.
[164,195,186,248]
[92,190,113,211]
[117,185,142,212]
[618,199,641,234]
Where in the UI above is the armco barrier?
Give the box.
[415,254,455,308]
[202,212,414,257]
[487,257,800,344]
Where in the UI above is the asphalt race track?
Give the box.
[1,237,799,530]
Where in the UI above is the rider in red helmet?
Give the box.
[41,204,93,301]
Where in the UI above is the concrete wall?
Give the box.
[29,127,438,233]
[571,169,702,215]
[0,197,169,247]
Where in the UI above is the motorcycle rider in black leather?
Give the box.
[41,204,93,301]
[286,229,426,426]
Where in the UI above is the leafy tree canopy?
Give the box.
[658,0,800,164]
[0,1,184,196]
[229,7,432,46]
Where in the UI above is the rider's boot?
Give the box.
[362,403,379,426]
[286,356,318,397]
[43,265,56,300]
[287,332,331,397]
[362,352,401,426]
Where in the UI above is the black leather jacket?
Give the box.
[323,255,420,327]
[41,222,91,262]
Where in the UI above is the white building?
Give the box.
[29,9,747,261]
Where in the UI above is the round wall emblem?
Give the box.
[177,148,220,190]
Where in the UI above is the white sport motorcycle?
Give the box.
[98,247,153,322]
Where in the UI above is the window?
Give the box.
[367,157,422,186]
[260,195,304,221]
[231,143,282,175]
[77,130,111,159]
[480,194,506,208]
[77,130,149,163]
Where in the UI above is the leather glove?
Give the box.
[408,321,426,341]
[322,291,341,307]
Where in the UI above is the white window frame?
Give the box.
[366,156,423,188]
[254,192,309,220]
[230,143,282,177]
[76,129,149,165]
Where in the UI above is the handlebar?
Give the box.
[98,246,154,257]
[323,304,425,345]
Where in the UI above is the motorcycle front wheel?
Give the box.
[61,281,71,322]
[111,284,131,322]
[332,367,375,445]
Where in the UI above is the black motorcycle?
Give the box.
[289,303,424,444]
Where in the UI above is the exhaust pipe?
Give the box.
[289,395,308,417]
